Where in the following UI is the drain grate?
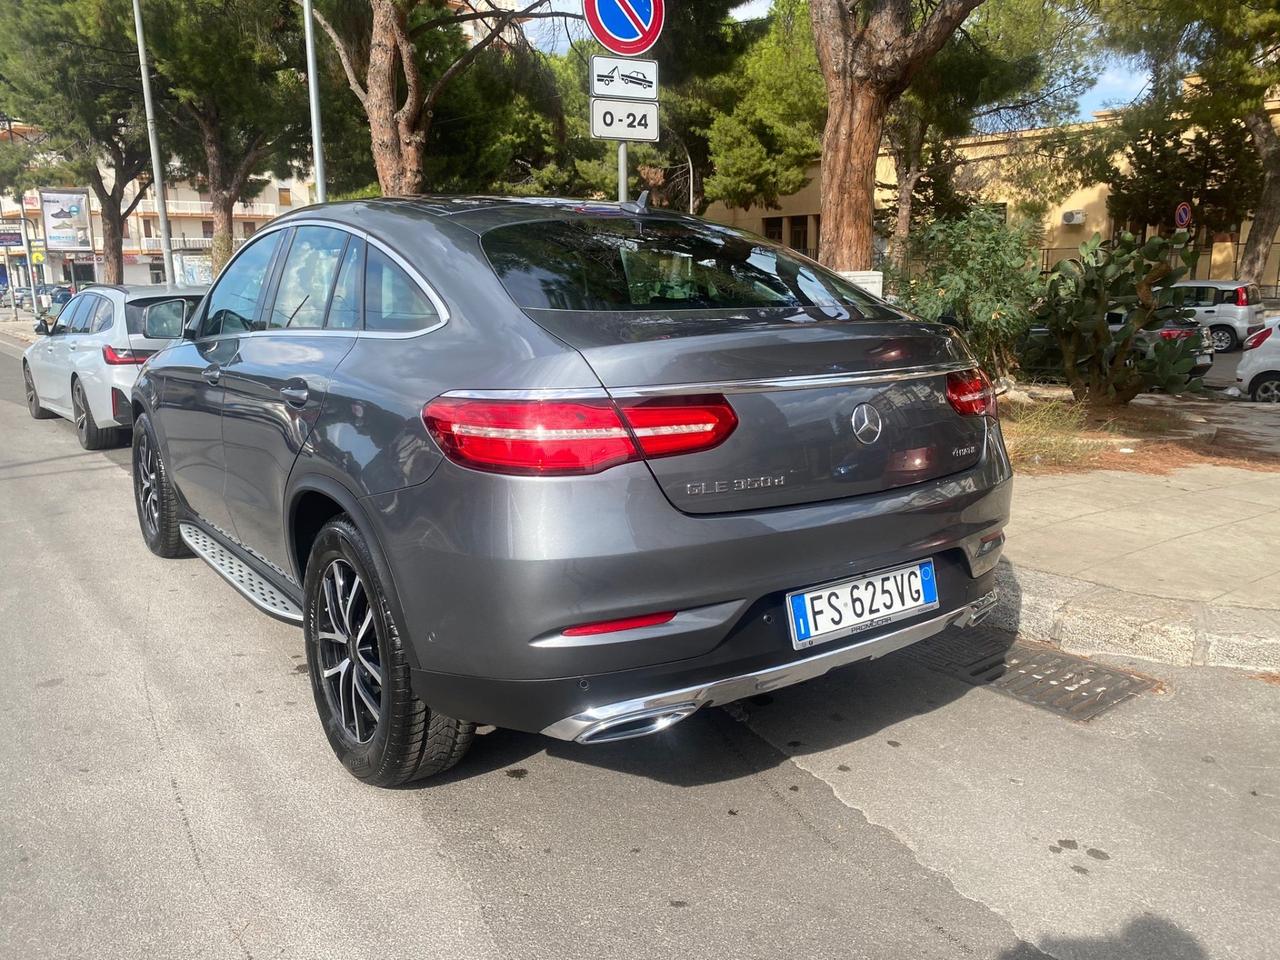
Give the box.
[907,629,1156,721]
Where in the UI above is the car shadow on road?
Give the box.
[1001,914,1209,960]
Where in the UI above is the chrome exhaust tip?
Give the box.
[573,704,701,744]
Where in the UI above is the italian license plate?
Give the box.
[787,559,939,650]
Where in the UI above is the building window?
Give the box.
[789,216,809,254]
[121,218,131,239]
[202,220,214,239]
[278,187,292,207]
[243,221,256,238]
[763,217,784,242]
[143,219,153,238]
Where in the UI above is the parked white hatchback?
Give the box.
[1235,317,1280,402]
[1169,279,1268,353]
[22,284,207,448]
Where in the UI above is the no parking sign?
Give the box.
[584,0,665,57]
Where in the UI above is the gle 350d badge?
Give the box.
[686,475,786,496]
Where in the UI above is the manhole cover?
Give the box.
[908,629,1156,721]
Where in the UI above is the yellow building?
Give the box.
[705,109,1280,290]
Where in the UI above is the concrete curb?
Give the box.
[991,560,1280,672]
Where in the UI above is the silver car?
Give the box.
[1170,279,1268,352]
[23,283,207,449]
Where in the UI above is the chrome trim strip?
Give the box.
[606,361,975,398]
[540,592,997,744]
[442,387,611,401]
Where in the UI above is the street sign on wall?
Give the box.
[584,0,665,57]
[591,56,658,100]
[591,98,659,142]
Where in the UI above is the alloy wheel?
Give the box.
[317,558,383,745]
[1210,328,1235,352]
[23,368,35,410]
[73,383,87,440]
[1256,379,1280,403]
[135,432,160,536]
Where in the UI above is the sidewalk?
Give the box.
[0,311,41,347]
[995,465,1280,671]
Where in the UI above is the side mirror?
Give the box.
[143,299,189,340]
[32,319,49,336]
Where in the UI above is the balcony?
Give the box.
[141,236,247,252]
[134,198,280,217]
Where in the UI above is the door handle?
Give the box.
[201,364,222,385]
[280,383,309,407]
[1203,310,1215,314]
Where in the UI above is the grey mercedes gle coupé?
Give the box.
[131,197,1011,786]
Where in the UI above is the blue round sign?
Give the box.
[1175,202,1192,229]
[585,0,665,57]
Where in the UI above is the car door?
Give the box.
[154,230,286,538]
[220,225,361,573]
[41,295,90,412]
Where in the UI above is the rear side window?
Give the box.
[364,247,439,333]
[327,238,363,330]
[53,296,86,334]
[201,231,283,337]
[481,217,898,318]
[267,226,349,330]
[70,296,96,333]
[90,297,115,333]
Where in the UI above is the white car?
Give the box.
[1235,316,1280,402]
[1169,279,1269,353]
[22,284,207,448]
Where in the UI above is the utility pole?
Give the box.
[131,0,176,285]
[302,0,327,203]
[617,142,628,203]
[20,217,37,318]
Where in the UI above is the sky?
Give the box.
[534,0,1142,121]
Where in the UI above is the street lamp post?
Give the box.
[20,217,37,318]
[302,0,327,204]
[131,0,176,285]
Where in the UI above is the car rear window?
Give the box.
[481,217,898,318]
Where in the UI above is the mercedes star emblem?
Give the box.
[851,403,883,445]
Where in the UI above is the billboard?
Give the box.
[0,224,22,248]
[40,189,93,251]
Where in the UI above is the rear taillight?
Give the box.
[1236,286,1250,307]
[1159,328,1195,340]
[102,345,145,365]
[422,393,737,476]
[1245,326,1273,351]
[946,369,996,417]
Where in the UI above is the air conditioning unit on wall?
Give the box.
[1062,210,1087,226]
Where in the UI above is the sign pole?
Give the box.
[20,217,37,317]
[302,0,327,203]
[131,0,176,286]
[4,247,14,320]
[618,142,628,203]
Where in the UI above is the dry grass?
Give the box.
[998,397,1280,475]
[1250,673,1280,687]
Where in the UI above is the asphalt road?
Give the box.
[1,337,1276,960]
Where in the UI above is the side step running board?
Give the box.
[179,523,303,624]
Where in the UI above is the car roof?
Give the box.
[1172,279,1250,288]
[274,195,696,236]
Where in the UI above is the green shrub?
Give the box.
[886,207,1040,377]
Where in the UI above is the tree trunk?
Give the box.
[1240,109,1280,284]
[818,84,890,272]
[210,192,235,274]
[366,1,423,195]
[99,203,124,285]
[890,157,922,277]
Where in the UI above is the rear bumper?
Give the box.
[539,591,998,743]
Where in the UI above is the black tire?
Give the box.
[23,363,56,420]
[132,413,189,558]
[304,516,474,786]
[1209,325,1239,353]
[72,378,119,450]
[1251,372,1280,404]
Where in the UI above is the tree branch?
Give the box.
[412,6,581,39]
[122,177,150,219]
[419,0,548,129]
[904,0,986,81]
[293,0,368,107]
